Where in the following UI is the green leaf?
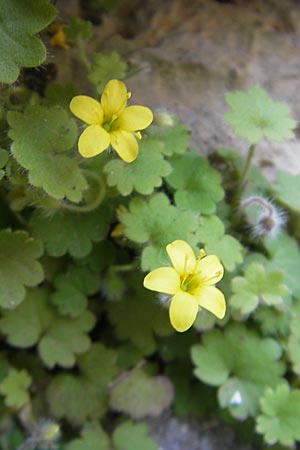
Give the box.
[287,301,300,376]
[88,51,128,94]
[47,343,118,425]
[264,233,300,298]
[0,369,31,408]
[166,150,224,214]
[198,215,225,244]
[0,288,52,347]
[39,309,96,368]
[65,17,92,42]
[230,263,289,315]
[119,193,200,270]
[273,170,300,212]
[256,384,300,447]
[191,323,284,420]
[110,368,173,419]
[0,0,56,83]
[31,206,110,258]
[104,140,172,195]
[0,288,96,368]
[44,83,79,109]
[112,421,158,450]
[197,215,244,271]
[253,303,291,337]
[224,86,296,144]
[50,266,100,317]
[147,121,191,156]
[107,274,173,355]
[66,425,111,450]
[8,106,87,202]
[0,229,44,309]
[205,235,244,272]
[0,148,9,168]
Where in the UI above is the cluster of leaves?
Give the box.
[1,2,300,449]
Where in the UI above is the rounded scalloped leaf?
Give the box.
[0,229,44,309]
[0,0,56,83]
[166,151,224,214]
[191,324,285,420]
[104,140,172,196]
[110,369,174,419]
[30,206,110,258]
[47,344,118,425]
[205,234,243,272]
[230,263,288,315]
[8,106,87,202]
[66,426,111,450]
[119,193,200,270]
[224,86,296,144]
[112,421,158,450]
[256,384,300,447]
[0,369,32,408]
[273,171,300,212]
[88,51,127,94]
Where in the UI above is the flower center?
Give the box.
[102,114,119,132]
[180,273,202,295]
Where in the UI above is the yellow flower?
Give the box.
[143,240,226,332]
[69,79,153,163]
[49,24,68,49]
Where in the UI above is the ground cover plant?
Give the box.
[1,1,300,449]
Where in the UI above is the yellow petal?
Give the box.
[166,240,196,276]
[195,286,226,319]
[110,130,139,163]
[78,125,111,158]
[197,255,224,285]
[70,96,103,125]
[101,79,128,118]
[143,267,180,294]
[169,292,199,332]
[117,105,153,131]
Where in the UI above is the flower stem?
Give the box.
[60,171,106,213]
[110,262,139,272]
[77,39,91,70]
[239,144,256,193]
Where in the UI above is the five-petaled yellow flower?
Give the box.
[69,79,153,163]
[143,240,226,332]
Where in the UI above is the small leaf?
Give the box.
[224,86,296,144]
[205,235,244,272]
[107,275,173,355]
[104,140,172,196]
[147,121,191,156]
[0,369,31,408]
[273,170,300,212]
[0,0,56,83]
[39,310,96,368]
[119,193,200,270]
[256,384,300,447]
[8,105,87,202]
[31,206,110,258]
[110,369,174,419]
[65,17,92,42]
[166,150,224,214]
[88,51,128,94]
[230,263,289,315]
[112,421,158,450]
[264,233,300,298]
[0,229,44,309]
[50,266,100,317]
[66,425,111,450]
[47,344,118,425]
[198,215,225,244]
[191,324,284,420]
[0,288,96,368]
